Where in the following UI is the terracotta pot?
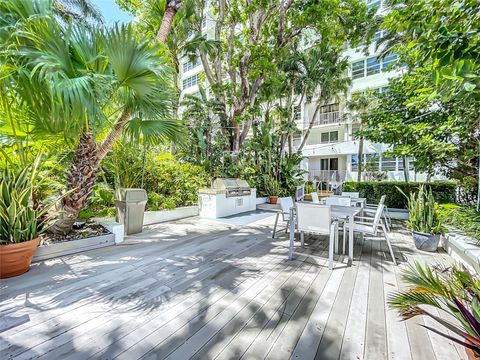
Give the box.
[0,237,41,279]
[269,196,279,205]
[466,348,480,360]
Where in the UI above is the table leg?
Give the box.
[272,213,279,238]
[349,215,354,265]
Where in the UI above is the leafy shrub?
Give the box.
[438,204,480,241]
[342,181,456,209]
[147,192,176,211]
[79,183,116,220]
[102,145,210,213]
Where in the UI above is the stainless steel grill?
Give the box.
[212,178,251,197]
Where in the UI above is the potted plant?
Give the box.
[401,185,444,251]
[265,177,281,205]
[0,159,45,278]
[389,262,480,359]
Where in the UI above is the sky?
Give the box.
[93,0,132,24]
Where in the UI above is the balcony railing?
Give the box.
[305,111,340,128]
[308,170,347,183]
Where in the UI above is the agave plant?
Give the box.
[0,157,44,244]
[400,185,444,234]
[389,262,480,356]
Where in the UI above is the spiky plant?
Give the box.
[389,262,480,356]
[400,185,444,234]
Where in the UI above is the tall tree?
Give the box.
[345,91,374,183]
[193,0,372,153]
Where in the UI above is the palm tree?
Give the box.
[1,1,182,234]
[295,45,351,152]
[345,91,374,183]
[53,0,103,26]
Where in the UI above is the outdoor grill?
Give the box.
[212,178,252,197]
[198,178,256,219]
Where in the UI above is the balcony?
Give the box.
[305,111,340,128]
[307,169,347,183]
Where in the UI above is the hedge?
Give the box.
[342,181,457,209]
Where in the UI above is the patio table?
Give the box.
[289,204,360,266]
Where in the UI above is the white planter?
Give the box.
[442,228,480,273]
[143,206,199,225]
[256,197,268,205]
[33,233,115,262]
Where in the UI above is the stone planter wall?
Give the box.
[442,227,480,273]
[33,233,115,263]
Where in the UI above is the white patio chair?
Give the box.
[310,192,320,203]
[290,202,338,270]
[341,191,360,198]
[363,195,392,231]
[295,184,305,201]
[272,196,295,238]
[344,204,397,265]
[325,196,351,207]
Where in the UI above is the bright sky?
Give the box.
[93,0,132,24]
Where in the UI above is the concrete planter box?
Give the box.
[442,228,480,273]
[388,208,409,220]
[256,197,267,205]
[143,206,199,225]
[32,233,115,263]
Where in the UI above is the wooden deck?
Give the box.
[0,213,466,360]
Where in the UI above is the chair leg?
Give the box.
[383,211,391,232]
[329,225,336,270]
[285,220,289,233]
[382,224,397,265]
[300,231,305,248]
[288,226,294,261]
[342,223,347,255]
[272,213,279,238]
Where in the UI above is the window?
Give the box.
[382,53,397,70]
[183,74,200,89]
[320,103,339,113]
[293,105,301,121]
[351,60,365,79]
[320,158,339,170]
[381,157,396,171]
[351,123,361,140]
[201,16,207,28]
[183,58,200,73]
[365,0,382,10]
[366,57,380,76]
[320,131,338,143]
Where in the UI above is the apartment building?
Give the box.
[178,0,440,183]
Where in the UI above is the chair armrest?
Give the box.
[354,216,375,222]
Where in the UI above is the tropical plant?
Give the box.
[264,177,282,197]
[389,262,480,357]
[400,185,443,235]
[0,157,45,244]
[0,1,183,235]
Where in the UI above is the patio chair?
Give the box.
[290,202,338,270]
[363,195,392,231]
[295,184,305,201]
[272,196,295,238]
[344,204,397,265]
[325,196,351,207]
[341,191,360,198]
[310,192,320,203]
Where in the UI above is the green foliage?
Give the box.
[439,204,480,241]
[264,177,282,197]
[388,262,480,355]
[343,181,456,209]
[102,145,209,211]
[78,183,116,221]
[0,157,44,244]
[400,185,443,235]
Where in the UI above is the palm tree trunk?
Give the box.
[156,2,178,43]
[298,104,320,152]
[48,131,100,235]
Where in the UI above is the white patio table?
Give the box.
[324,196,366,208]
[289,204,360,266]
